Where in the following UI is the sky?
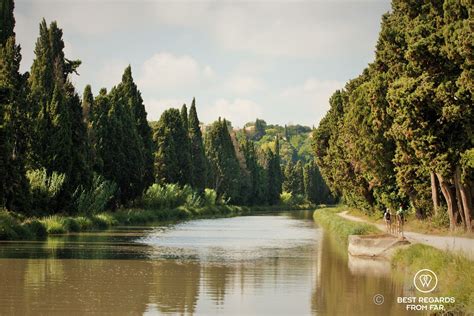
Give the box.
[15,0,391,127]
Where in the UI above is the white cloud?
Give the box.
[202,99,263,127]
[152,2,389,58]
[280,78,344,125]
[225,76,265,95]
[144,98,188,121]
[137,53,214,91]
[95,59,129,89]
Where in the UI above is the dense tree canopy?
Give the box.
[313,0,473,231]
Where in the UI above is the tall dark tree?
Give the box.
[0,0,29,211]
[28,19,90,211]
[0,0,15,45]
[91,86,144,205]
[116,66,154,192]
[188,98,207,193]
[241,137,267,204]
[154,108,192,186]
[205,118,241,202]
[266,136,282,205]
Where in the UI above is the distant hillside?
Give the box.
[237,119,313,165]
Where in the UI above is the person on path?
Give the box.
[383,208,392,234]
[396,204,407,238]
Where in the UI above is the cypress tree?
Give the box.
[0,0,14,45]
[116,66,154,192]
[82,84,93,124]
[154,108,192,186]
[28,20,90,211]
[188,98,207,193]
[205,118,240,202]
[266,136,282,205]
[0,0,29,211]
[180,103,193,183]
[241,137,266,204]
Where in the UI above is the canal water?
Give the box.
[0,210,411,315]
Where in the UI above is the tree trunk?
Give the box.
[456,166,473,233]
[454,167,466,229]
[436,173,456,231]
[430,171,439,216]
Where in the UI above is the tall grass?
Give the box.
[392,244,474,314]
[27,168,65,214]
[313,207,380,242]
[138,184,222,210]
[74,175,117,216]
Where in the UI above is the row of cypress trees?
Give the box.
[0,0,294,214]
[313,0,473,231]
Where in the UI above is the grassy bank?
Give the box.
[313,206,380,242]
[314,206,473,314]
[392,244,474,314]
[0,203,312,241]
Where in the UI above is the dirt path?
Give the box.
[338,211,474,260]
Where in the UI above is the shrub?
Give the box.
[280,192,306,206]
[63,217,80,232]
[280,191,293,205]
[203,189,217,206]
[140,183,199,209]
[22,219,47,238]
[74,175,117,216]
[27,168,65,213]
[75,216,94,230]
[431,207,450,228]
[0,210,24,240]
[40,215,66,234]
[92,213,117,228]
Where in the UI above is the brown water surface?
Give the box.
[0,211,411,315]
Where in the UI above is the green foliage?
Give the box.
[0,6,29,212]
[91,71,147,205]
[22,218,47,238]
[303,160,334,205]
[313,0,473,227]
[118,66,154,192]
[205,118,241,203]
[0,209,25,239]
[27,168,65,214]
[154,108,192,186]
[280,191,305,206]
[40,215,67,234]
[265,137,283,205]
[0,0,15,45]
[188,98,207,193]
[74,174,117,216]
[283,160,304,195]
[139,183,199,210]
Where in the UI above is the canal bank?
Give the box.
[0,204,312,241]
[313,207,474,314]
